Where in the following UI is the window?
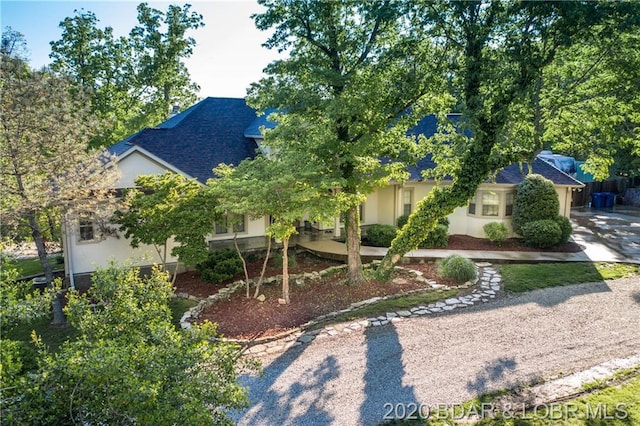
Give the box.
[78,214,95,241]
[505,193,514,216]
[468,195,477,215]
[403,189,413,216]
[215,214,246,234]
[482,192,500,216]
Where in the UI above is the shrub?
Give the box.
[420,224,449,248]
[272,251,297,268]
[366,224,397,247]
[483,222,509,246]
[437,255,477,283]
[554,215,572,245]
[396,214,409,228]
[397,215,448,248]
[512,174,559,235]
[196,248,243,284]
[521,219,562,248]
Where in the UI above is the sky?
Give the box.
[1,0,281,98]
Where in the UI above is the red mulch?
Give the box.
[175,236,582,339]
[446,235,584,253]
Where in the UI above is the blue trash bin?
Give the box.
[591,192,605,209]
[604,192,616,208]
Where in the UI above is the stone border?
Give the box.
[178,262,502,357]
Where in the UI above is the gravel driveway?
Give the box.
[235,277,640,425]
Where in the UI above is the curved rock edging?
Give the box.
[178,262,502,357]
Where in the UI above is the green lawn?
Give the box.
[6,297,198,360]
[381,371,640,425]
[10,256,64,278]
[333,289,459,323]
[500,262,640,293]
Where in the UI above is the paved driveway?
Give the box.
[571,207,640,263]
[235,277,640,425]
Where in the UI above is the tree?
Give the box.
[14,263,255,425]
[377,1,635,277]
[49,4,204,148]
[541,19,640,180]
[114,172,218,283]
[0,37,119,324]
[0,248,56,422]
[249,0,447,284]
[212,155,333,304]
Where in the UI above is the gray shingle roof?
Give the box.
[109,102,582,187]
[108,97,258,183]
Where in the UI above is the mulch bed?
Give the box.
[445,235,584,253]
[175,236,582,339]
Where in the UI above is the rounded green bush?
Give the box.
[483,222,509,246]
[420,224,449,248]
[396,214,409,228]
[437,254,477,283]
[521,219,562,248]
[196,248,243,284]
[554,215,572,245]
[366,224,397,247]
[512,174,559,235]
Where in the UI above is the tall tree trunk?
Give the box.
[345,205,365,284]
[28,212,65,325]
[281,236,290,304]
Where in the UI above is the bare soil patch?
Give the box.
[446,234,584,253]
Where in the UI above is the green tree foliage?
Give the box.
[49,4,204,148]
[14,263,254,425]
[0,251,55,421]
[249,0,448,284]
[1,32,119,323]
[542,18,640,179]
[378,1,629,278]
[512,174,559,235]
[212,156,333,303]
[114,173,218,281]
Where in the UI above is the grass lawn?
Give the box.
[333,289,459,323]
[500,262,640,293]
[6,297,198,359]
[381,371,640,425]
[10,256,64,278]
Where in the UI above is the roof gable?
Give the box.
[109,97,259,183]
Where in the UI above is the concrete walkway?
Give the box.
[299,207,640,264]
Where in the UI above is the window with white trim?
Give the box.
[403,189,413,216]
[505,192,514,216]
[481,191,500,216]
[468,194,477,215]
[215,214,246,234]
[78,213,95,241]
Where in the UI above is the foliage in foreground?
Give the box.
[501,262,640,293]
[5,264,256,425]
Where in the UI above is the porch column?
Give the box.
[334,217,341,238]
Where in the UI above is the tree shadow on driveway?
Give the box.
[235,343,338,425]
[466,357,518,395]
[359,323,418,425]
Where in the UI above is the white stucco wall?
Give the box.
[116,151,172,188]
[369,181,576,239]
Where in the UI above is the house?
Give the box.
[63,97,583,285]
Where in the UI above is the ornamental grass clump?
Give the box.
[437,254,477,283]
